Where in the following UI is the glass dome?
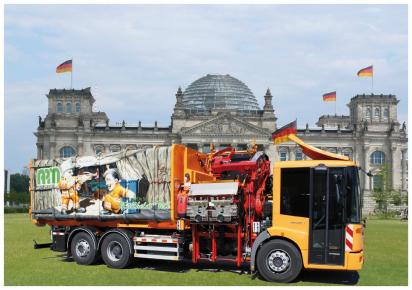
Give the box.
[182,74,260,111]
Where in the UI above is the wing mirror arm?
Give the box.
[359,167,373,177]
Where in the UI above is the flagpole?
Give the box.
[71,58,73,89]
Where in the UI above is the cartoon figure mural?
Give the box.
[32,147,171,217]
[58,159,97,214]
[102,168,135,215]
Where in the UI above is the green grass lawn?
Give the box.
[4,213,408,286]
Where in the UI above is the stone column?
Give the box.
[77,143,84,156]
[401,149,407,191]
[50,142,56,159]
[391,146,400,190]
[77,134,84,156]
[49,129,56,158]
[362,145,370,191]
[36,143,43,159]
[104,144,110,153]
[262,142,270,157]
[352,141,359,164]
[43,141,50,159]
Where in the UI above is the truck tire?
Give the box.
[70,232,99,265]
[101,233,133,269]
[256,239,302,283]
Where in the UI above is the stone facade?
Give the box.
[35,77,408,215]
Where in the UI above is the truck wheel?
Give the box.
[70,232,99,265]
[257,239,302,283]
[101,233,133,269]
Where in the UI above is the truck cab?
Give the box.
[252,160,364,282]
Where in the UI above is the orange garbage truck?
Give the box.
[29,138,364,283]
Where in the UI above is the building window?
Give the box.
[56,102,63,113]
[366,107,371,119]
[203,145,211,154]
[66,102,72,113]
[383,108,389,119]
[75,102,81,113]
[279,148,288,161]
[236,144,248,151]
[374,107,380,118]
[126,145,137,151]
[370,151,385,165]
[218,144,231,151]
[110,145,121,152]
[95,145,104,155]
[342,149,353,160]
[295,150,303,160]
[60,146,75,158]
[186,144,198,151]
[327,147,337,154]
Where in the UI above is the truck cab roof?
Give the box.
[274,160,358,169]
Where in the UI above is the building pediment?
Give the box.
[180,113,270,137]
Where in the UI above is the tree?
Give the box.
[6,173,30,205]
[10,173,29,193]
[371,163,403,214]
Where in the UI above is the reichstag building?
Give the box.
[35,74,408,213]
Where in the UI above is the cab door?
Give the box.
[309,166,345,265]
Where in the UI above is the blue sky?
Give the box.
[4,4,408,173]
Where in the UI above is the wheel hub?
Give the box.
[267,250,290,273]
[107,241,123,262]
[112,245,122,256]
[76,239,90,257]
[273,257,283,267]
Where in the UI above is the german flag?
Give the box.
[357,65,373,77]
[272,120,297,144]
[56,59,72,73]
[323,91,336,102]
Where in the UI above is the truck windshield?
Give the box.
[346,167,361,223]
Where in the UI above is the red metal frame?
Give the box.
[191,223,243,266]
[189,147,270,266]
[236,223,242,267]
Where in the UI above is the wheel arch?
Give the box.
[251,231,303,272]
[67,227,98,255]
[97,228,134,255]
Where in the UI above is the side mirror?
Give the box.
[359,167,373,177]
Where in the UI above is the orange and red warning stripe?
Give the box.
[345,224,354,252]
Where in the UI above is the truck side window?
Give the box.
[281,168,310,217]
